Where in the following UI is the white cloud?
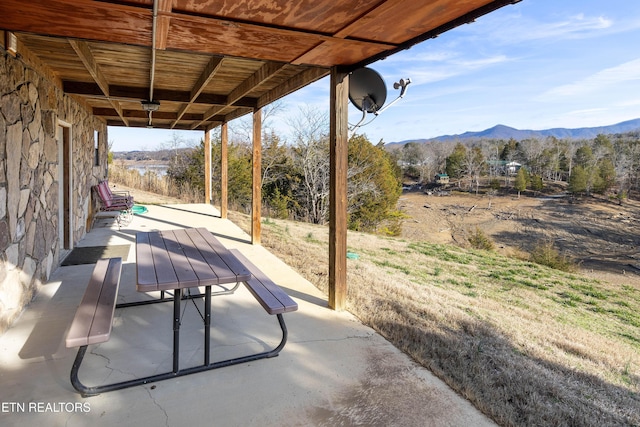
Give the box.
[616,98,640,108]
[566,108,608,116]
[538,58,640,99]
[465,10,632,46]
[528,14,613,40]
[380,52,510,87]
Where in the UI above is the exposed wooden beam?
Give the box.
[204,129,211,204]
[349,0,524,70]
[220,123,229,219]
[68,40,109,96]
[0,0,515,70]
[193,62,284,129]
[171,56,224,128]
[0,0,395,63]
[251,108,262,245]
[64,81,258,107]
[220,108,253,124]
[191,57,225,101]
[164,11,392,63]
[0,0,152,46]
[155,0,173,50]
[68,39,129,126]
[93,107,204,121]
[105,120,217,130]
[329,67,349,311]
[291,0,400,66]
[333,0,403,39]
[258,67,329,108]
[108,102,129,127]
[228,62,285,107]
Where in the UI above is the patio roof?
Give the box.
[0,0,520,131]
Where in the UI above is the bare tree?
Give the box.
[613,134,640,199]
[518,137,546,177]
[230,100,287,143]
[261,130,290,189]
[462,145,485,193]
[288,105,331,224]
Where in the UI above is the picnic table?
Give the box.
[67,227,297,396]
[135,227,252,371]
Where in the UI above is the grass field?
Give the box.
[229,211,640,426]
[113,181,639,426]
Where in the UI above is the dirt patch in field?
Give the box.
[398,189,640,287]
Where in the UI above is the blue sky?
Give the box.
[109,0,640,151]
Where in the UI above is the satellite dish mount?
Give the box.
[348,67,411,131]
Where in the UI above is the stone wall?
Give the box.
[0,49,109,333]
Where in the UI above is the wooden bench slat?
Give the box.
[149,231,180,285]
[246,264,299,313]
[66,259,111,347]
[87,258,122,345]
[135,232,160,292]
[233,250,297,312]
[246,279,285,315]
[173,228,219,284]
[66,258,122,348]
[190,228,250,284]
[160,230,201,289]
[229,250,298,315]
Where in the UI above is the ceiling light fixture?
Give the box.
[141,100,160,112]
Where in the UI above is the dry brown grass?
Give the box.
[109,164,202,203]
[230,212,640,427]
[108,171,639,425]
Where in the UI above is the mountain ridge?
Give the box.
[388,118,640,145]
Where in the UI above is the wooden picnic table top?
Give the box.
[136,227,251,292]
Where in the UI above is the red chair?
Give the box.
[98,180,134,206]
[93,181,134,226]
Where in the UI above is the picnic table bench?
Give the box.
[66,258,122,396]
[65,228,298,397]
[66,258,122,348]
[230,249,298,315]
[229,249,298,359]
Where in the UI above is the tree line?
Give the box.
[160,105,638,236]
[167,107,403,235]
[390,131,640,199]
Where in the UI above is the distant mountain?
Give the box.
[388,118,640,145]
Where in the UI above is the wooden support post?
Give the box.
[204,130,211,204]
[251,108,262,245]
[329,67,349,311]
[220,122,228,219]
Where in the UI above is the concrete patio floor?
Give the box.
[0,204,496,427]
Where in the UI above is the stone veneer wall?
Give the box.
[0,48,109,333]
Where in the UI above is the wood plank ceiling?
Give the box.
[0,0,520,131]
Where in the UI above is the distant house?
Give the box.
[506,161,522,175]
[435,173,449,184]
[486,160,522,175]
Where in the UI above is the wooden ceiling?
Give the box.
[0,0,520,131]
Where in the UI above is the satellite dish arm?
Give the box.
[375,78,411,116]
[351,106,369,130]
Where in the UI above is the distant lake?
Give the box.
[128,164,169,177]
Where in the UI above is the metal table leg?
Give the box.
[205,285,211,365]
[173,288,181,373]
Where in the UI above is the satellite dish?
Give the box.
[347,67,411,132]
[349,68,387,113]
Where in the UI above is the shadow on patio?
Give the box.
[0,203,494,426]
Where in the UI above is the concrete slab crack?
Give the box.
[146,388,169,427]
